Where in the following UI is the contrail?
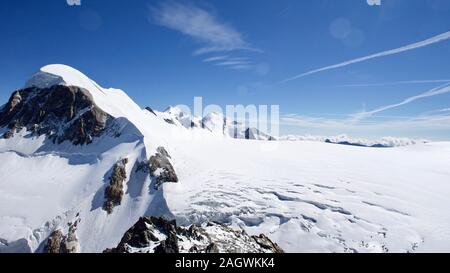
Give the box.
[280,31,450,84]
[337,79,450,87]
[352,82,450,121]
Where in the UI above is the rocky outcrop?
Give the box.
[136,147,178,190]
[0,85,115,145]
[145,107,157,116]
[103,158,128,214]
[104,217,284,253]
[164,118,176,125]
[149,147,178,189]
[60,221,80,253]
[44,230,64,253]
[44,218,80,253]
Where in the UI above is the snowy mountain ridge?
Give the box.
[279,134,428,148]
[154,105,273,140]
[152,105,425,146]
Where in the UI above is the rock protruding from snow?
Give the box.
[44,218,80,253]
[104,217,284,253]
[103,158,129,214]
[136,147,178,190]
[150,147,178,189]
[245,128,276,141]
[44,230,64,253]
[0,85,115,145]
[145,107,157,116]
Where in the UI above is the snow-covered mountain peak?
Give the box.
[23,65,176,147]
[26,64,100,92]
[164,106,187,117]
[202,111,225,120]
[1,64,175,152]
[24,64,139,121]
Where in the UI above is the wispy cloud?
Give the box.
[280,30,450,83]
[150,1,258,55]
[229,64,255,71]
[351,82,450,121]
[203,55,229,62]
[336,79,450,88]
[216,60,250,66]
[281,113,450,131]
[282,83,450,135]
[419,107,450,116]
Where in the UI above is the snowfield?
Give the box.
[165,136,450,252]
[0,65,449,253]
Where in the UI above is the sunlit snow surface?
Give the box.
[1,65,450,253]
[164,136,450,253]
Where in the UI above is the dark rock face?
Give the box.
[104,217,180,253]
[44,230,64,253]
[104,217,284,253]
[0,85,114,145]
[44,218,80,253]
[149,147,178,189]
[252,234,284,253]
[154,233,179,254]
[103,158,128,214]
[60,220,80,253]
[205,242,220,253]
[136,147,178,190]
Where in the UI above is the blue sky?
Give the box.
[1,0,450,140]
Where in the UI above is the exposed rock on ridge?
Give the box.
[136,147,178,190]
[44,218,80,253]
[0,85,115,145]
[104,217,284,253]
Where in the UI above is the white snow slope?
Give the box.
[1,64,450,253]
